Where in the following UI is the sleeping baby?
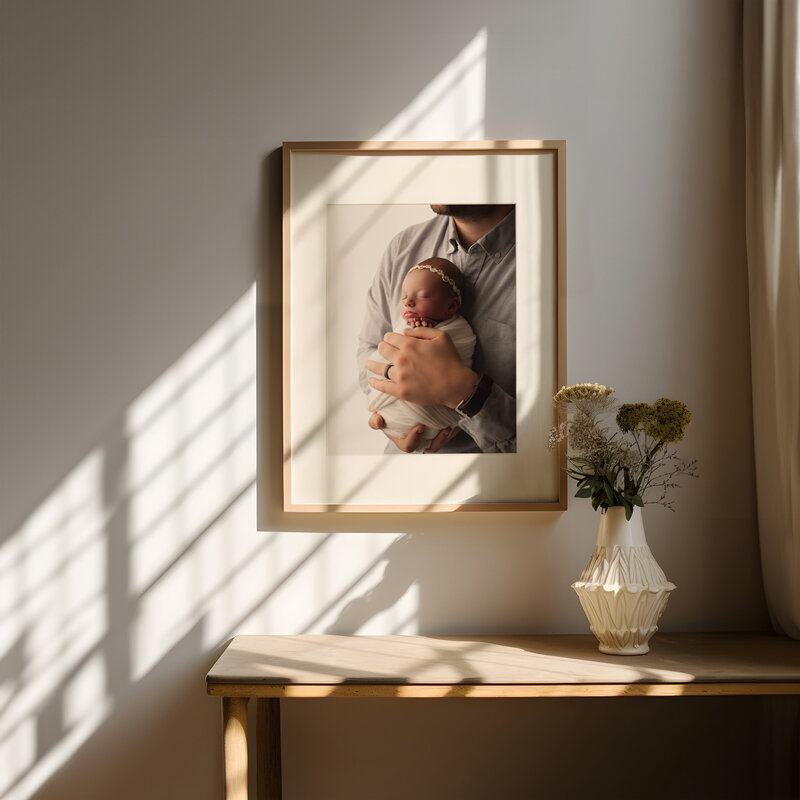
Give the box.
[366,257,476,452]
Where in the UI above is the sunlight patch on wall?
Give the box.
[127,286,258,681]
[0,451,109,800]
[309,539,421,636]
[0,287,262,795]
[372,28,486,141]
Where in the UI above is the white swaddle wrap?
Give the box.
[367,314,476,450]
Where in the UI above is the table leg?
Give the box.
[257,698,282,800]
[223,697,249,800]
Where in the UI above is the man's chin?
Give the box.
[430,204,499,219]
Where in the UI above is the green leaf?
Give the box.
[602,478,616,505]
[622,498,633,520]
[574,486,593,498]
[631,494,644,507]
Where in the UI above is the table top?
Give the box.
[206,633,800,698]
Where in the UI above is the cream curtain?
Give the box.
[743,0,800,639]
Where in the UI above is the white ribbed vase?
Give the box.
[572,507,675,656]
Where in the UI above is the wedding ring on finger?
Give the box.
[383,363,393,380]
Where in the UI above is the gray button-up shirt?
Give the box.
[357,210,516,453]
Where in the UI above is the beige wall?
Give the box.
[1,1,776,798]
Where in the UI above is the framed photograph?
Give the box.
[282,140,566,512]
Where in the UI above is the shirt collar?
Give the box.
[446,217,459,255]
[446,209,516,257]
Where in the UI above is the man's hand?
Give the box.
[365,327,477,408]
[368,413,457,453]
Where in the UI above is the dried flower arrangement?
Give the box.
[548,383,697,519]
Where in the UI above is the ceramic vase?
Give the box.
[572,506,675,655]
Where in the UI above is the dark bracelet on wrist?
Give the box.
[455,374,493,418]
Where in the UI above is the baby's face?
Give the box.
[400,269,459,326]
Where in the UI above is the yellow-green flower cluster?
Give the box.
[646,398,692,442]
[616,398,692,443]
[553,382,614,406]
[616,403,651,433]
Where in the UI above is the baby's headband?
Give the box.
[410,263,462,303]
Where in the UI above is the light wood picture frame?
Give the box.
[281,140,567,512]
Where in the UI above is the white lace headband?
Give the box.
[409,264,462,303]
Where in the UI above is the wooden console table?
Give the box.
[206,633,800,800]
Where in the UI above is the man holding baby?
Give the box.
[359,203,516,454]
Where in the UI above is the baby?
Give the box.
[367,257,476,451]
